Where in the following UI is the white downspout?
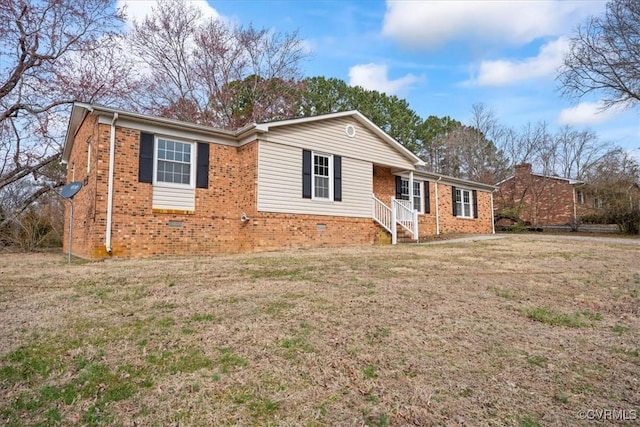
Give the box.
[435,177,442,235]
[572,186,578,229]
[491,190,496,234]
[105,112,118,254]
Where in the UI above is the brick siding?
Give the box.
[65,119,493,259]
[496,163,599,227]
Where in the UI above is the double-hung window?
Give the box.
[313,153,331,200]
[593,197,604,209]
[156,138,193,186]
[399,178,422,213]
[398,179,410,201]
[412,182,422,213]
[302,150,341,202]
[455,188,473,218]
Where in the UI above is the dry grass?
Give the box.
[0,235,638,426]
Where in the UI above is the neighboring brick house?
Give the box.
[61,103,496,259]
[495,163,601,228]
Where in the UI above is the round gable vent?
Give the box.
[345,124,356,138]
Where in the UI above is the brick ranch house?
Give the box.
[61,103,496,259]
[495,163,602,228]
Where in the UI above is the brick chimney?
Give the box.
[514,163,532,179]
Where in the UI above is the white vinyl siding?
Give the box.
[262,117,415,170]
[152,185,195,211]
[258,142,371,217]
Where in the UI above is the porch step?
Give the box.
[396,224,417,243]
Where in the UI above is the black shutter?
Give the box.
[452,186,457,216]
[424,181,430,213]
[196,142,209,189]
[333,155,342,201]
[395,176,402,199]
[473,190,478,219]
[139,132,154,183]
[302,150,311,199]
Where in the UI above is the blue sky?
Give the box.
[119,0,639,156]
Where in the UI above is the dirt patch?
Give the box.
[1,235,638,426]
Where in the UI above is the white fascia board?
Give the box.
[494,175,515,186]
[62,102,93,163]
[530,172,584,185]
[97,116,239,147]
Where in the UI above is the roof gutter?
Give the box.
[410,170,498,192]
[105,112,118,254]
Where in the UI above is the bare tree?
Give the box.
[558,0,640,109]
[0,179,63,250]
[0,0,133,230]
[552,126,605,179]
[417,104,509,183]
[499,121,551,171]
[440,124,509,184]
[129,0,309,129]
[129,0,204,118]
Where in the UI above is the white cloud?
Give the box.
[382,0,605,50]
[348,63,420,95]
[558,101,622,125]
[116,0,220,28]
[468,37,569,86]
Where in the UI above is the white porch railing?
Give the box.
[372,194,392,234]
[372,195,419,244]
[393,198,418,238]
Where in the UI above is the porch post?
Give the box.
[408,171,414,211]
[391,197,397,245]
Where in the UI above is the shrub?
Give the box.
[614,210,640,234]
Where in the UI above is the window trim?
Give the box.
[593,197,604,209]
[311,151,333,201]
[455,188,474,219]
[399,178,423,213]
[87,137,91,174]
[153,136,196,189]
[412,181,422,214]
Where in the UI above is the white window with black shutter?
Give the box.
[139,133,209,189]
[302,150,342,202]
[138,132,209,211]
[452,186,478,219]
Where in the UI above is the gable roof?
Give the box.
[253,111,424,166]
[62,103,423,166]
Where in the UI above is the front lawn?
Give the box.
[0,235,638,426]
